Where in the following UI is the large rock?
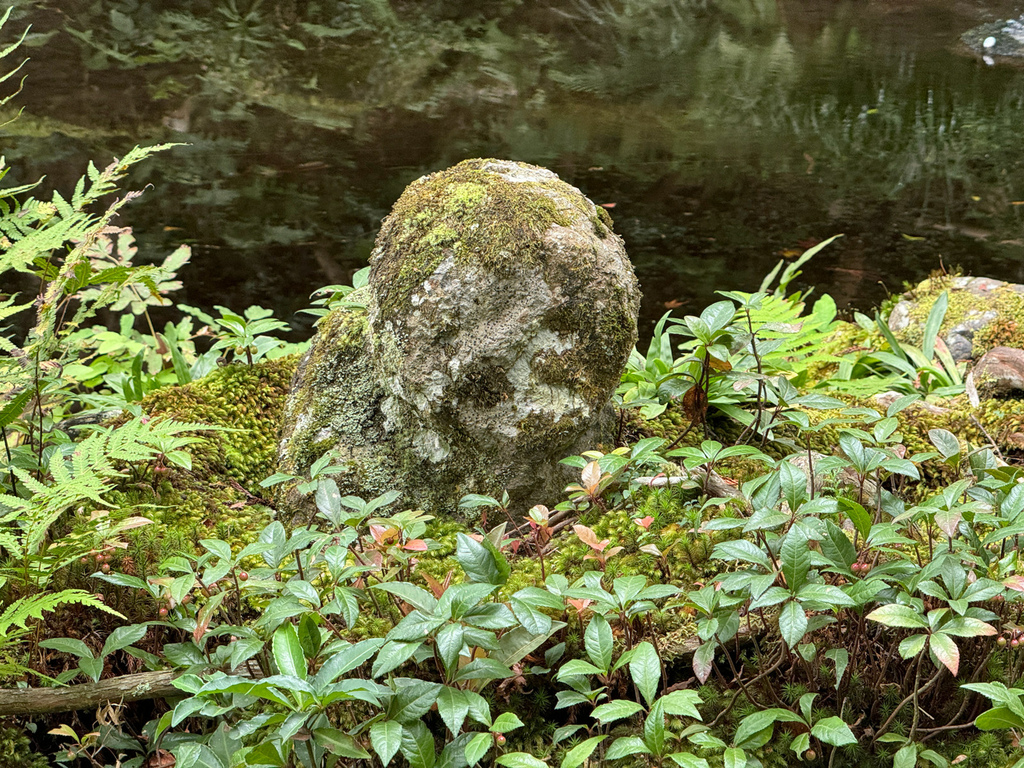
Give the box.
[277,159,640,514]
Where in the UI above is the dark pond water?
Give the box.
[6,0,1024,339]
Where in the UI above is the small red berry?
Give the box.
[805,749,816,760]
[158,607,169,617]
[998,636,1008,647]
[182,595,192,605]
[238,571,249,581]
[81,557,89,564]
[495,734,506,745]
[101,563,110,573]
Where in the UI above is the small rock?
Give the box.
[971,347,1024,398]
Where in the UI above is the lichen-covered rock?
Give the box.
[278,159,640,515]
[887,275,1024,361]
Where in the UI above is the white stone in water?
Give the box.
[983,36,997,48]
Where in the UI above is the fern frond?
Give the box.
[0,589,123,640]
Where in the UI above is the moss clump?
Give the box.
[107,356,298,552]
[896,276,1024,357]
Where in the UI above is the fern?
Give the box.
[0,589,122,642]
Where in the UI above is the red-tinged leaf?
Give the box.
[635,516,655,530]
[369,525,390,544]
[930,633,960,676]
[1004,576,1024,593]
[403,539,428,551]
[573,525,600,551]
[194,591,227,644]
[567,599,592,617]
[606,546,624,558]
[421,570,452,599]
[581,462,602,495]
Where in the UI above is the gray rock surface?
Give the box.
[277,158,640,515]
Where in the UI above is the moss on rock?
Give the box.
[106,356,298,557]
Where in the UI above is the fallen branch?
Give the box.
[0,666,260,717]
[0,670,184,717]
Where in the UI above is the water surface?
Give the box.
[5,0,1024,338]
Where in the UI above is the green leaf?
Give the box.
[975,706,1024,730]
[712,540,771,570]
[781,526,812,595]
[893,743,917,768]
[373,583,438,613]
[824,648,848,691]
[810,716,857,746]
[465,733,492,766]
[660,690,703,719]
[297,613,321,659]
[867,604,928,629]
[559,736,606,768]
[456,533,510,586]
[79,656,104,682]
[629,642,661,707]
[723,747,747,768]
[495,753,548,768]
[922,291,948,360]
[592,700,645,725]
[585,614,613,672]
[229,637,264,671]
[734,709,801,747]
[928,428,961,461]
[314,727,371,759]
[779,461,807,513]
[604,736,651,760]
[491,712,525,733]
[435,623,465,675]
[437,687,469,735]
[929,632,960,676]
[401,722,436,768]
[370,720,402,766]
[372,640,422,678]
[271,622,306,680]
[778,601,808,648]
[39,637,93,659]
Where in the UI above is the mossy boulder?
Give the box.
[278,158,640,515]
[887,275,1024,361]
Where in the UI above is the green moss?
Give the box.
[896,276,1024,356]
[107,356,298,554]
[371,159,588,321]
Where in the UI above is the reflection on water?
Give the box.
[5,0,1024,337]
